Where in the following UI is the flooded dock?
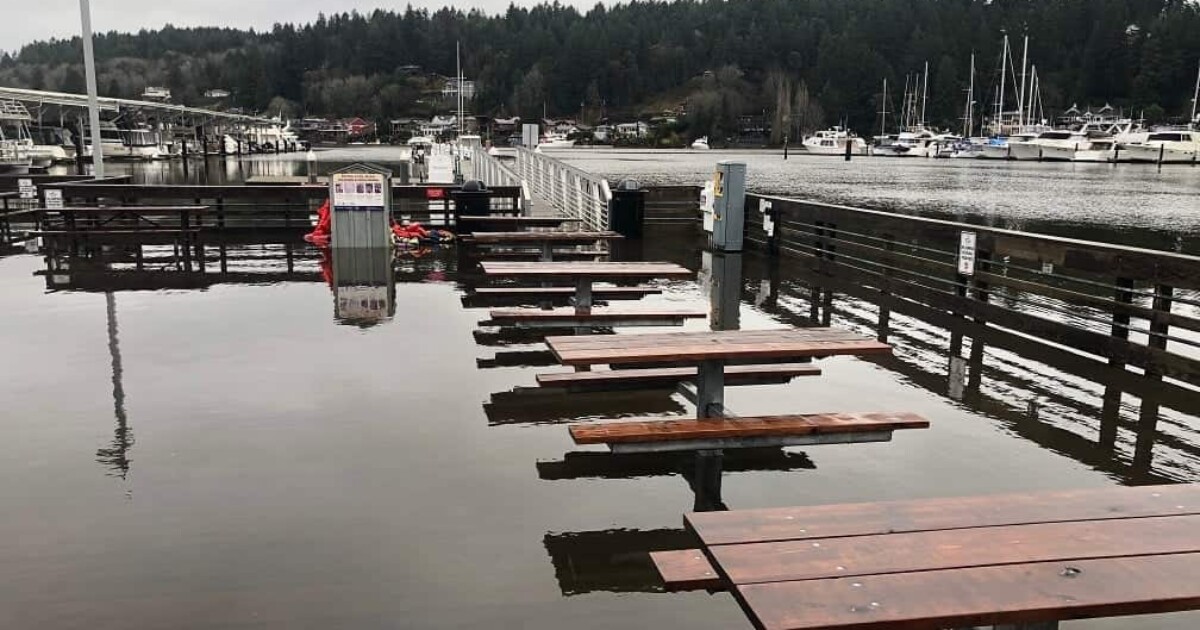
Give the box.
[1,149,1198,629]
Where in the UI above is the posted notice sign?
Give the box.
[957,231,977,276]
[18,178,35,200]
[331,172,387,210]
[45,189,64,210]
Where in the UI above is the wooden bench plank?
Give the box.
[710,513,1200,586]
[480,261,693,280]
[537,364,822,392]
[466,230,624,243]
[478,249,608,259]
[650,550,723,591]
[685,484,1200,546]
[457,216,580,229]
[489,307,706,325]
[546,329,892,366]
[570,412,929,445]
[736,553,1200,630]
[474,286,661,297]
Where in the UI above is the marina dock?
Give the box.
[0,144,1198,630]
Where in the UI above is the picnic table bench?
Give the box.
[464,230,624,262]
[547,329,891,414]
[480,261,695,324]
[37,206,208,233]
[455,216,580,231]
[651,483,1200,630]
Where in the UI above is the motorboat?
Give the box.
[1119,130,1200,164]
[29,125,76,163]
[873,129,936,157]
[1009,130,1084,161]
[536,132,575,150]
[0,100,33,173]
[690,136,711,150]
[487,146,518,159]
[801,127,867,155]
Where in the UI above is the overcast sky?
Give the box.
[8,0,597,52]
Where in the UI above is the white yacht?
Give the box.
[536,132,575,150]
[690,136,711,150]
[872,129,935,157]
[1120,130,1200,164]
[801,127,867,155]
[0,100,33,173]
[1009,130,1082,161]
[30,126,75,163]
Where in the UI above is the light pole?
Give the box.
[79,0,105,178]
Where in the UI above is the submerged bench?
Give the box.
[474,286,661,299]
[457,216,580,230]
[488,307,706,329]
[464,230,624,244]
[652,483,1200,630]
[568,411,929,453]
[537,363,822,392]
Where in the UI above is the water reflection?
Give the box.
[745,251,1200,484]
[543,528,700,596]
[328,247,396,327]
[95,292,133,479]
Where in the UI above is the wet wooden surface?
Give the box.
[570,412,929,445]
[546,329,892,366]
[465,230,624,243]
[479,261,694,280]
[678,484,1200,630]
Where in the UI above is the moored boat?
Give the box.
[801,127,867,155]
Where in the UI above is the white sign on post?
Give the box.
[957,231,977,276]
[45,189,64,210]
[18,178,35,200]
[760,199,774,237]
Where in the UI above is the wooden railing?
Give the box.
[743,194,1200,388]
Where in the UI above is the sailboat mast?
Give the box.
[901,74,911,131]
[456,42,463,137]
[997,35,1008,136]
[1191,60,1199,127]
[880,78,888,137]
[963,53,975,137]
[1017,35,1029,129]
[921,61,929,129]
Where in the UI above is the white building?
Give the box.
[441,78,476,101]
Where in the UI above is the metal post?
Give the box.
[574,278,593,313]
[79,0,104,178]
[695,360,725,418]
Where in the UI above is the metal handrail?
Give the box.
[513,148,610,230]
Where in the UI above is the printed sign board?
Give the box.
[44,189,64,210]
[957,231,977,276]
[336,285,390,321]
[331,172,387,210]
[18,178,35,200]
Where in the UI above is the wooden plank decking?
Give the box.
[660,484,1200,630]
[546,329,892,366]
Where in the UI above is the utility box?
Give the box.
[522,124,540,149]
[452,180,492,218]
[608,179,646,238]
[708,161,747,252]
[330,163,393,249]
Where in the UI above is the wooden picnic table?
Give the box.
[40,205,209,232]
[661,484,1200,630]
[466,231,623,262]
[34,206,210,244]
[546,329,891,420]
[480,261,693,310]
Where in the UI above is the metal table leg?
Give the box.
[695,360,725,418]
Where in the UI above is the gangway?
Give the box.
[462,143,610,229]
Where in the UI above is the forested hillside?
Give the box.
[2,0,1198,139]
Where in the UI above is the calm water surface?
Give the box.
[6,151,1197,628]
